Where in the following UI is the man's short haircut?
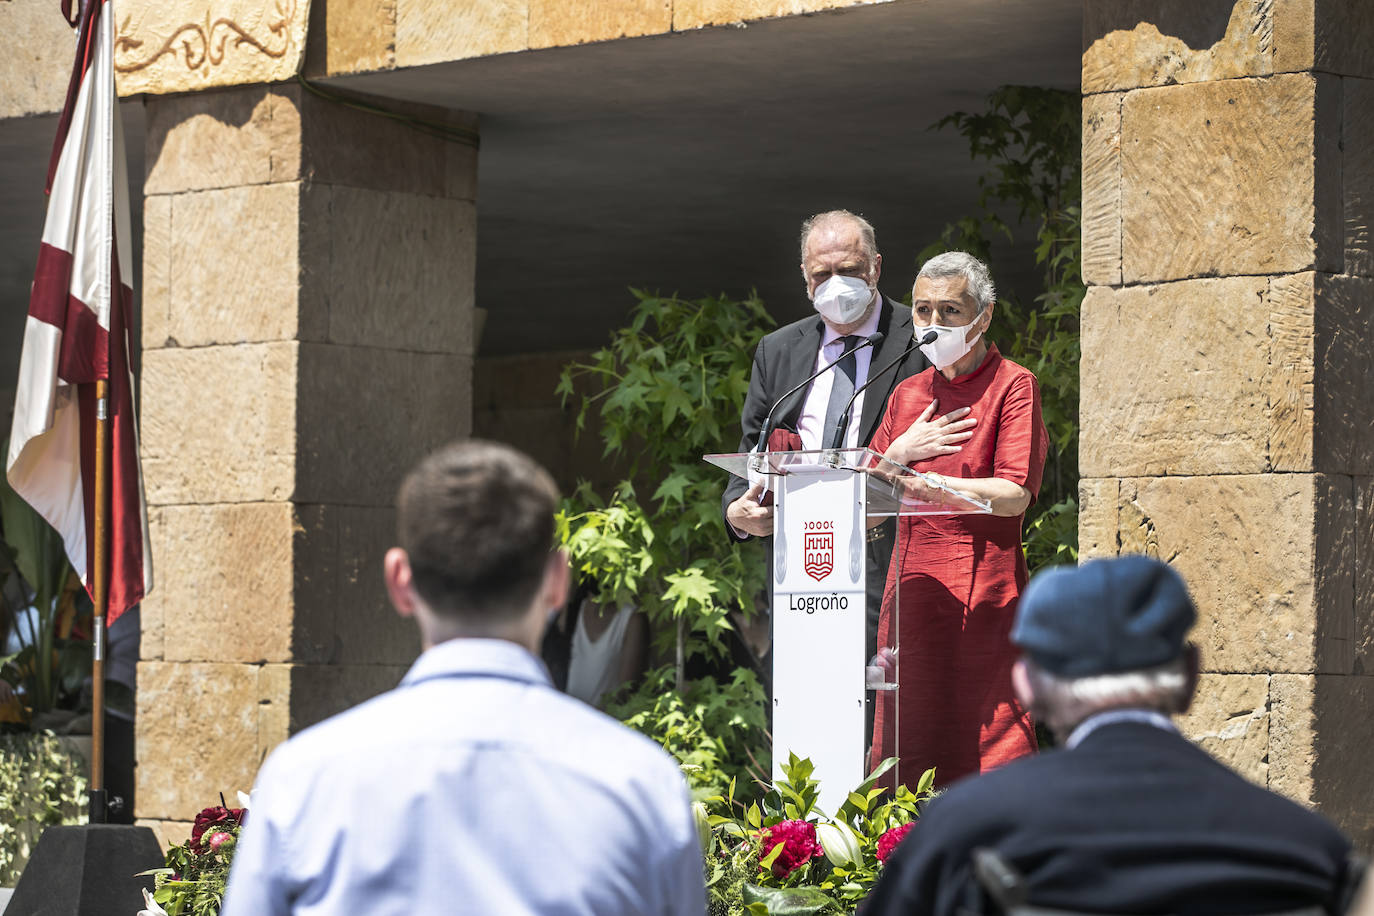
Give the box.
[396,440,560,622]
[1024,656,1190,729]
[799,209,878,262]
[916,251,996,310]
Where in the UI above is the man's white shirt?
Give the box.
[221,639,705,916]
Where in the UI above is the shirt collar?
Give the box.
[1064,708,1179,750]
[820,294,883,348]
[401,638,553,689]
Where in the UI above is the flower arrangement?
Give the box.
[133,757,929,916]
[137,794,249,916]
[701,753,936,915]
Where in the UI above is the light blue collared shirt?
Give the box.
[222,639,705,916]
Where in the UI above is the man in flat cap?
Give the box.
[863,555,1359,916]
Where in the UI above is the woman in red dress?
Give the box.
[868,251,1048,790]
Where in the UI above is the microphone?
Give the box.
[828,330,936,449]
[754,332,884,466]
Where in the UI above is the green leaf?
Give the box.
[651,471,692,507]
[741,883,836,915]
[662,568,718,617]
[659,384,696,429]
[758,841,784,872]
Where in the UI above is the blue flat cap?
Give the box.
[1011,555,1196,677]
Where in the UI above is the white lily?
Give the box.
[237,790,252,810]
[137,887,168,916]
[815,822,863,868]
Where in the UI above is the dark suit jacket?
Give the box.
[862,721,1355,916]
[720,296,928,537]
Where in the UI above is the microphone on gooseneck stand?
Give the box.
[752,332,885,469]
[827,330,936,449]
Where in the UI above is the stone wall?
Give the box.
[8,0,908,111]
[1080,0,1374,843]
[135,82,477,827]
[305,0,897,77]
[473,352,623,496]
[0,1,75,119]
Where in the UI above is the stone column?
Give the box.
[134,82,476,830]
[1080,1,1374,843]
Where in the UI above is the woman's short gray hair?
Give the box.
[916,251,996,309]
[1025,656,1190,734]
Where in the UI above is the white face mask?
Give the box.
[918,308,986,370]
[811,275,875,327]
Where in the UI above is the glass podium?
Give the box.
[705,447,991,812]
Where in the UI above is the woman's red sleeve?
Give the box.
[868,387,901,458]
[993,373,1048,502]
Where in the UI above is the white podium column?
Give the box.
[771,466,867,814]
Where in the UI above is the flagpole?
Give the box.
[90,376,108,823]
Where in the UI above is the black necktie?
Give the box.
[822,336,859,449]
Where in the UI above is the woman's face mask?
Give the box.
[917,306,986,370]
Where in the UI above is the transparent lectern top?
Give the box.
[704,447,991,516]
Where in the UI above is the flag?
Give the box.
[6,0,152,624]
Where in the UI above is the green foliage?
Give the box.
[558,290,774,789]
[557,292,773,631]
[1022,496,1079,575]
[1,438,87,726]
[0,732,88,885]
[608,665,768,801]
[703,754,936,915]
[918,85,1084,570]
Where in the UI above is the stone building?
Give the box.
[0,0,1370,846]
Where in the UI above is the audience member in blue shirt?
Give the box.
[222,440,706,916]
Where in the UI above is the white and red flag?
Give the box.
[6,0,152,624]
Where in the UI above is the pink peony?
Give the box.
[190,806,245,855]
[759,819,824,878]
[207,831,233,852]
[876,822,914,863]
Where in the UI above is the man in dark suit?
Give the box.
[722,210,971,624]
[863,555,1358,916]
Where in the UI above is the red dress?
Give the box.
[868,344,1047,790]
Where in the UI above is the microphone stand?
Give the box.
[752,332,884,472]
[826,331,937,450]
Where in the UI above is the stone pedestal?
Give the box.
[135,83,477,823]
[1081,1,1374,843]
